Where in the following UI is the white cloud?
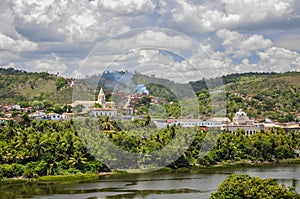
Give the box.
[100,29,195,54]
[0,33,38,52]
[257,47,300,72]
[165,0,295,32]
[98,0,155,14]
[1,53,71,76]
[11,0,135,42]
[0,0,299,82]
[221,0,293,21]
[29,59,68,74]
[216,29,273,58]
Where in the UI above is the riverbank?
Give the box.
[0,173,99,185]
[103,158,300,175]
[1,164,299,199]
[189,158,300,170]
[1,158,300,185]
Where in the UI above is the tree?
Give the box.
[74,104,85,113]
[98,116,117,131]
[210,174,300,199]
[20,113,31,126]
[55,77,67,90]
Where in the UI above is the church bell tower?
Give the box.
[97,87,106,108]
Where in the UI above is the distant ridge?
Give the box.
[0,67,299,122]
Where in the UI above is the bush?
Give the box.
[23,161,47,178]
[55,77,67,90]
[210,174,300,199]
[0,164,24,178]
[84,160,103,173]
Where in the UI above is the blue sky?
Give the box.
[1,0,300,82]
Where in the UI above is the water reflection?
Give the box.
[0,164,299,199]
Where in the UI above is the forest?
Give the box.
[0,117,299,179]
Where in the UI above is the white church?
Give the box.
[71,88,117,117]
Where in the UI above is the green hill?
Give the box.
[224,72,300,122]
[0,68,299,122]
[0,68,72,105]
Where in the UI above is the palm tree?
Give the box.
[99,116,117,132]
[68,151,87,170]
[27,132,46,160]
[4,121,17,139]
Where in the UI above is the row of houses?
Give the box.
[0,104,30,112]
[167,109,300,135]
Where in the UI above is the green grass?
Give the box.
[189,158,300,171]
[16,79,57,98]
[275,73,300,87]
[0,178,35,185]
[38,173,99,182]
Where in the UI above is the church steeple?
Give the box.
[97,87,106,107]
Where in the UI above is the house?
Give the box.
[2,105,12,112]
[167,119,223,128]
[281,123,300,133]
[262,123,281,131]
[30,111,46,120]
[42,113,65,120]
[222,124,262,135]
[90,108,117,118]
[62,113,75,120]
[12,105,21,110]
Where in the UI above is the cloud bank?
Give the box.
[1,0,300,82]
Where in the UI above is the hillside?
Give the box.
[0,68,299,122]
[225,72,300,122]
[83,71,189,101]
[0,68,72,105]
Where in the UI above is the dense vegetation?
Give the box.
[123,71,300,121]
[211,174,299,199]
[199,128,300,165]
[225,72,300,122]
[0,117,299,179]
[0,68,72,105]
[0,120,105,179]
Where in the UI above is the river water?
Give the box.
[1,164,300,199]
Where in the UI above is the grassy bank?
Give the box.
[100,158,300,175]
[1,159,300,185]
[188,158,300,170]
[0,173,99,185]
[0,178,32,185]
[38,173,99,182]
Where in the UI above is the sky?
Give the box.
[1,0,300,82]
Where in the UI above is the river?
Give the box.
[1,164,300,199]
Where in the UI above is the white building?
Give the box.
[42,113,66,120]
[12,105,21,110]
[90,108,117,117]
[222,109,262,135]
[30,111,47,120]
[71,87,115,112]
[232,109,254,125]
[167,119,223,128]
